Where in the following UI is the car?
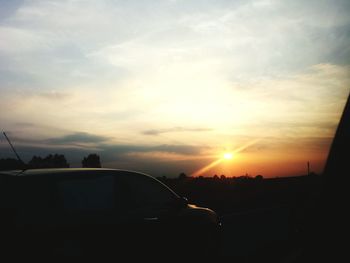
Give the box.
[0,168,221,260]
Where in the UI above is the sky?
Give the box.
[1,0,349,177]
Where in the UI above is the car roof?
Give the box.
[0,168,148,177]
[0,168,180,198]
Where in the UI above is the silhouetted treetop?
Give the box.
[82,153,102,168]
[28,154,69,169]
[178,172,188,180]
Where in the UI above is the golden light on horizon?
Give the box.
[191,139,261,177]
[191,159,223,177]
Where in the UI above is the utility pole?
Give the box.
[307,161,310,176]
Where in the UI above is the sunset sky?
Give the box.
[1,0,349,177]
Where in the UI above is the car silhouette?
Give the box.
[0,168,221,260]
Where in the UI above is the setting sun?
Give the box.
[223,153,233,160]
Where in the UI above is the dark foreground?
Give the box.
[0,174,337,262]
[160,175,323,262]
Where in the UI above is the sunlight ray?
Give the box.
[191,139,261,177]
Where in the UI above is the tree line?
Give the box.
[174,172,264,181]
[0,153,101,171]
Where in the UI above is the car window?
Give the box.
[12,177,55,224]
[57,175,115,212]
[121,173,177,209]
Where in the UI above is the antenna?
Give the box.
[3,132,24,164]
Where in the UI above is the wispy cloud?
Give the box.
[99,143,206,158]
[1,131,206,156]
[46,132,110,145]
[143,126,213,136]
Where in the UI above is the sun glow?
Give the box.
[191,139,261,177]
[223,152,233,160]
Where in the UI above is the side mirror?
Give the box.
[167,197,188,209]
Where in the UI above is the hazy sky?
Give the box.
[1,0,349,177]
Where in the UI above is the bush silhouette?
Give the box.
[28,154,69,169]
[82,153,102,168]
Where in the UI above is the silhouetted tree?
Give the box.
[255,175,263,180]
[178,172,187,180]
[82,153,101,168]
[28,154,69,169]
[220,174,226,179]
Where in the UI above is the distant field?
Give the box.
[160,175,322,262]
[160,175,322,215]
